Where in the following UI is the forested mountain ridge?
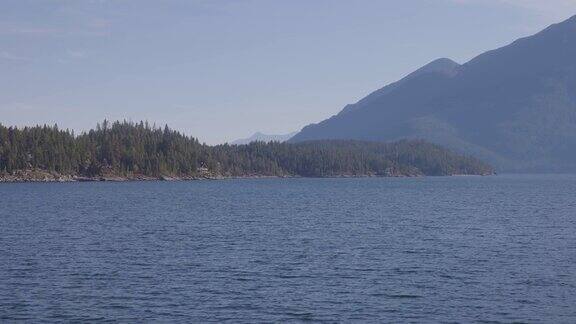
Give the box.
[290,15,576,172]
[0,121,494,182]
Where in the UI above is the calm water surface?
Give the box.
[1,175,576,322]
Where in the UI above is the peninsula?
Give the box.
[0,121,494,182]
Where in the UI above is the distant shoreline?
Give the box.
[1,122,495,181]
[0,169,494,184]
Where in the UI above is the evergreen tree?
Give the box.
[0,121,494,178]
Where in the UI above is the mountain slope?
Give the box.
[290,15,576,172]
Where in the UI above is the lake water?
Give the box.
[1,175,576,322]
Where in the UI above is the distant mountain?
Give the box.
[290,15,576,172]
[231,131,297,145]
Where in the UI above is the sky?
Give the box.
[1,0,576,144]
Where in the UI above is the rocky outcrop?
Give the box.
[0,170,74,183]
[0,169,236,183]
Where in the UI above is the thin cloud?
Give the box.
[0,17,111,37]
[503,0,576,17]
[500,0,576,7]
[0,51,31,62]
[56,49,88,64]
[0,25,110,37]
[447,0,576,31]
[449,0,576,18]
[66,49,87,58]
[451,0,576,7]
[0,23,59,36]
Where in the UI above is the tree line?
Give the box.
[0,120,494,178]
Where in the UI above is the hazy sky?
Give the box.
[1,0,576,144]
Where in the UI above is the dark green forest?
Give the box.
[0,121,494,180]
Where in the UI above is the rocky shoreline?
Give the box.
[0,168,493,183]
[0,169,308,183]
[0,170,225,183]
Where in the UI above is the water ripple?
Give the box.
[1,175,576,322]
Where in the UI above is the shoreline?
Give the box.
[0,169,495,183]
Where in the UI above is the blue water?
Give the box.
[1,175,576,322]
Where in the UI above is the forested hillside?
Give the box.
[0,121,493,181]
[290,15,576,172]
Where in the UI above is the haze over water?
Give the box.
[1,175,575,322]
